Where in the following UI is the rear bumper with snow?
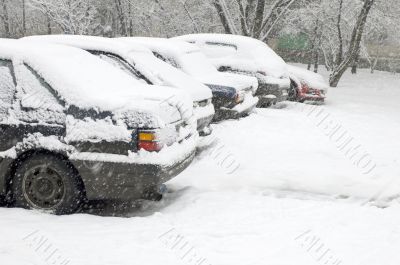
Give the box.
[299,91,326,103]
[194,104,215,136]
[197,116,214,136]
[216,94,258,120]
[69,134,197,201]
[71,150,195,201]
[256,76,290,105]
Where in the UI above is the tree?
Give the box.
[212,0,296,41]
[0,0,10,37]
[30,0,99,35]
[329,0,376,87]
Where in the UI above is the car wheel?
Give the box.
[12,154,84,215]
[289,80,299,101]
[142,189,163,201]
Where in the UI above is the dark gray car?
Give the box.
[0,40,196,214]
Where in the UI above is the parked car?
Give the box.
[22,35,215,136]
[174,34,290,107]
[287,65,328,103]
[0,39,197,214]
[119,37,259,121]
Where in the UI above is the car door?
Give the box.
[0,59,18,152]
[4,62,66,147]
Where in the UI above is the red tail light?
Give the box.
[138,141,162,152]
[301,82,309,94]
[137,131,163,152]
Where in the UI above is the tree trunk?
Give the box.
[335,0,344,66]
[351,52,359,74]
[22,0,26,36]
[314,50,319,73]
[128,1,133,36]
[253,0,266,39]
[370,56,378,74]
[1,0,10,38]
[114,0,127,36]
[213,0,233,34]
[46,13,51,34]
[329,0,375,87]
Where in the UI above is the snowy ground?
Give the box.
[1,67,400,265]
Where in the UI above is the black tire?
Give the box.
[288,80,298,101]
[141,189,163,201]
[11,154,84,215]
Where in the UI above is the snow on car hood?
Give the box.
[6,41,192,128]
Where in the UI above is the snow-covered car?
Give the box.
[287,65,329,103]
[22,35,215,136]
[119,37,259,121]
[0,39,197,214]
[174,34,291,107]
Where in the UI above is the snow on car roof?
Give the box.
[22,36,212,102]
[119,37,200,58]
[115,48,213,102]
[175,34,289,78]
[119,37,226,80]
[22,35,154,62]
[287,64,329,90]
[0,39,190,124]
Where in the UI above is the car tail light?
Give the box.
[138,131,163,152]
[301,82,309,94]
[235,92,245,104]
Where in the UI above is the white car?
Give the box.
[22,35,215,136]
[0,39,197,214]
[174,34,291,107]
[119,37,259,121]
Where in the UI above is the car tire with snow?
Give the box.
[11,154,85,215]
[288,80,298,102]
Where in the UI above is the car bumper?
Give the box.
[217,93,258,120]
[300,94,326,103]
[256,76,290,104]
[70,138,197,201]
[198,120,213,137]
[195,107,214,136]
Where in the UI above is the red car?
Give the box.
[287,65,328,103]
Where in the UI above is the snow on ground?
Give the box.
[1,67,400,265]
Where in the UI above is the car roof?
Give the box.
[21,35,153,60]
[175,34,288,78]
[174,33,259,48]
[119,37,200,58]
[0,38,185,118]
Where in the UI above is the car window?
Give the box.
[96,54,143,81]
[152,52,179,68]
[17,64,64,112]
[0,60,16,118]
[11,63,65,125]
[202,42,237,58]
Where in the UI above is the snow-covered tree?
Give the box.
[212,0,297,41]
[0,0,10,37]
[30,0,99,35]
